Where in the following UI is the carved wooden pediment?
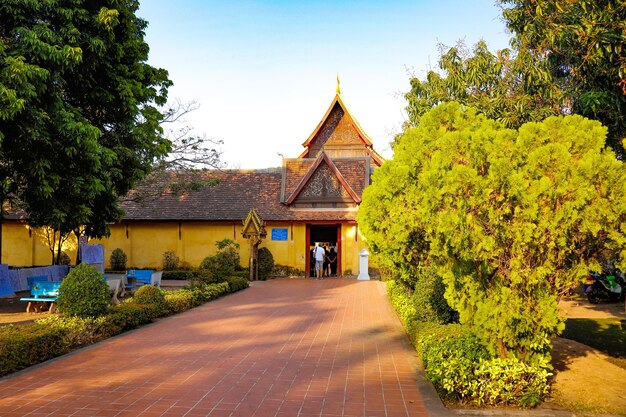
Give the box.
[283,152,361,205]
[242,208,266,240]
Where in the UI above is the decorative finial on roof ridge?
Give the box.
[336,73,341,95]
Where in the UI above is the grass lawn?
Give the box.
[561,317,626,369]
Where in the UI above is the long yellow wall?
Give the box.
[2,220,370,275]
[93,221,311,270]
[2,222,78,267]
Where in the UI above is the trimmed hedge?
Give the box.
[0,323,69,375]
[387,280,551,408]
[162,270,195,280]
[0,279,249,377]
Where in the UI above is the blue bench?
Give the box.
[20,281,61,313]
[126,269,155,291]
[27,275,48,291]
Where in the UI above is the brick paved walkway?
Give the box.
[0,279,429,417]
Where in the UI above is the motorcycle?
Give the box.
[582,270,625,303]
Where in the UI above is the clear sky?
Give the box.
[138,1,511,169]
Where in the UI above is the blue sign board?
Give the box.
[271,228,289,241]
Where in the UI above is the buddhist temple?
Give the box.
[3,83,383,276]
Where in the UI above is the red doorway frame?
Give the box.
[305,223,342,278]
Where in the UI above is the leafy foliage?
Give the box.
[57,264,110,318]
[405,41,562,131]
[500,0,626,156]
[407,2,626,157]
[359,103,626,363]
[418,324,550,407]
[131,285,167,315]
[110,248,127,271]
[258,247,274,280]
[162,251,179,271]
[199,239,241,279]
[0,1,171,243]
[411,267,457,324]
[0,323,69,376]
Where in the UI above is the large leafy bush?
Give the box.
[258,247,274,280]
[57,263,110,318]
[360,103,626,363]
[110,248,127,271]
[132,285,167,315]
[200,239,241,278]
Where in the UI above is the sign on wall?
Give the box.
[271,228,289,241]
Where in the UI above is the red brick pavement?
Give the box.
[0,278,429,417]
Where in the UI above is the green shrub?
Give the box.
[271,264,305,277]
[0,323,69,376]
[110,248,127,271]
[106,303,161,331]
[412,268,457,324]
[132,285,167,315]
[199,282,230,301]
[188,269,214,287]
[233,269,250,280]
[59,251,71,265]
[36,315,113,348]
[417,323,491,398]
[200,239,240,278]
[162,270,194,280]
[223,276,249,292]
[164,289,199,313]
[258,247,274,280]
[415,322,550,407]
[162,250,179,270]
[386,280,419,341]
[57,263,110,318]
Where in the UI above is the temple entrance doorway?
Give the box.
[306,224,341,278]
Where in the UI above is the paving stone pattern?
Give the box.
[0,278,428,417]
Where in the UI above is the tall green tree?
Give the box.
[359,103,626,364]
[405,41,564,130]
[500,0,626,156]
[0,0,172,263]
[406,2,626,157]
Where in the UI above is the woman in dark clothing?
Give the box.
[328,248,337,276]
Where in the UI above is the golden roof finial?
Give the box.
[336,73,341,95]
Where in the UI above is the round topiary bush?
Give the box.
[110,248,127,271]
[132,285,166,314]
[258,247,274,280]
[57,264,110,318]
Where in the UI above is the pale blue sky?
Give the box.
[139,1,511,168]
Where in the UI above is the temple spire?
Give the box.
[336,73,341,95]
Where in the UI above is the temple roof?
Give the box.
[118,170,358,222]
[281,152,369,204]
[298,92,384,166]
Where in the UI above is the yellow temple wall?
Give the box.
[2,222,79,267]
[3,220,370,275]
[91,221,311,271]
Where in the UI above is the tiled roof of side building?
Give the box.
[120,170,358,222]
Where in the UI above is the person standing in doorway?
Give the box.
[328,247,337,276]
[313,243,325,279]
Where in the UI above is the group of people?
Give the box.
[311,243,337,279]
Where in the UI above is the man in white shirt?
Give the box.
[313,243,325,279]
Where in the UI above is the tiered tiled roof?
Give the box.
[120,170,358,222]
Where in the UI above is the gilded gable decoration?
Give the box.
[283,152,361,205]
[241,208,266,281]
[299,163,351,200]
